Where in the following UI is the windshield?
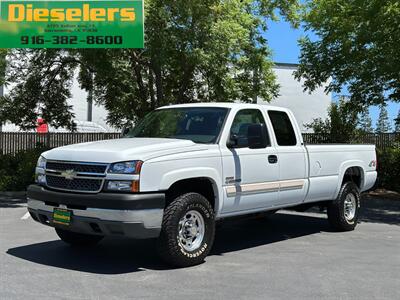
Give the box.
[126,107,228,144]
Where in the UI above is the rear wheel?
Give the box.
[327,182,360,231]
[157,193,215,267]
[55,228,103,247]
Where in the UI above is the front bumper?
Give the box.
[27,185,165,239]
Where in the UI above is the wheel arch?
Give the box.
[334,161,365,198]
[159,168,223,213]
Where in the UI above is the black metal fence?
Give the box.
[0,132,121,155]
[302,133,400,149]
[0,132,399,155]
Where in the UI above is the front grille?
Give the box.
[46,175,103,192]
[46,161,107,174]
[44,161,108,193]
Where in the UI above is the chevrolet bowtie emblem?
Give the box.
[61,169,77,180]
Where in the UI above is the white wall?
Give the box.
[69,78,116,132]
[3,76,117,132]
[261,63,332,132]
[65,64,332,133]
[3,63,331,133]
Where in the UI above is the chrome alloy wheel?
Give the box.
[344,193,356,221]
[178,210,205,252]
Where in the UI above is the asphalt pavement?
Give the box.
[0,195,399,300]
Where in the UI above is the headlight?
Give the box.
[106,181,134,191]
[36,156,46,169]
[108,160,143,174]
[36,174,46,185]
[35,156,46,185]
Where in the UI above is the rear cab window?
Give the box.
[268,111,297,146]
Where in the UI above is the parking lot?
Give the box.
[1,195,399,300]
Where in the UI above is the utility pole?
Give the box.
[0,50,4,132]
[252,66,259,104]
[0,81,3,132]
[87,71,93,122]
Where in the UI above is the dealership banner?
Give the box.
[0,0,144,48]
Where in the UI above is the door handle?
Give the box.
[268,155,278,164]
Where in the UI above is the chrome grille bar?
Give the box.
[44,160,109,193]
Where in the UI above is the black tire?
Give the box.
[327,182,360,231]
[55,228,103,247]
[157,193,215,267]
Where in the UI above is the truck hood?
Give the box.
[42,138,207,163]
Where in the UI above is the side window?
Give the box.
[268,111,297,146]
[230,109,269,148]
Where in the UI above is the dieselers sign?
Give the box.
[0,0,144,48]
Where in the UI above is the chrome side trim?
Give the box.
[226,182,279,197]
[225,179,305,197]
[279,179,305,191]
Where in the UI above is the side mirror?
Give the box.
[227,134,251,148]
[227,134,238,148]
[248,124,268,149]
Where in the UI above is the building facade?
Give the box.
[2,63,331,132]
[263,63,331,132]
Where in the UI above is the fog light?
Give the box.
[36,174,46,185]
[107,181,133,191]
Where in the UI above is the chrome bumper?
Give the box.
[27,199,164,239]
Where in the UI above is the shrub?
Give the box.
[0,147,49,192]
[376,148,400,192]
[305,98,359,143]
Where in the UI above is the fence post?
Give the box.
[46,132,50,148]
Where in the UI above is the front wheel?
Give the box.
[55,228,103,247]
[327,182,360,231]
[157,193,215,267]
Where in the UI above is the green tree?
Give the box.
[394,109,400,133]
[376,105,392,133]
[1,0,300,130]
[306,96,359,143]
[0,49,6,85]
[295,0,400,111]
[4,49,78,130]
[358,107,373,133]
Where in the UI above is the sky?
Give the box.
[263,19,400,129]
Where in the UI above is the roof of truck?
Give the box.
[158,102,289,111]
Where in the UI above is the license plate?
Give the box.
[53,208,72,226]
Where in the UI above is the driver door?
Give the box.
[220,109,279,214]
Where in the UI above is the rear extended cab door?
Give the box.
[264,108,309,206]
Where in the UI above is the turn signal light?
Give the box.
[131,180,140,193]
[106,180,140,192]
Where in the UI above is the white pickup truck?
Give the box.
[27,103,377,267]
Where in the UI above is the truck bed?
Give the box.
[304,144,376,203]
